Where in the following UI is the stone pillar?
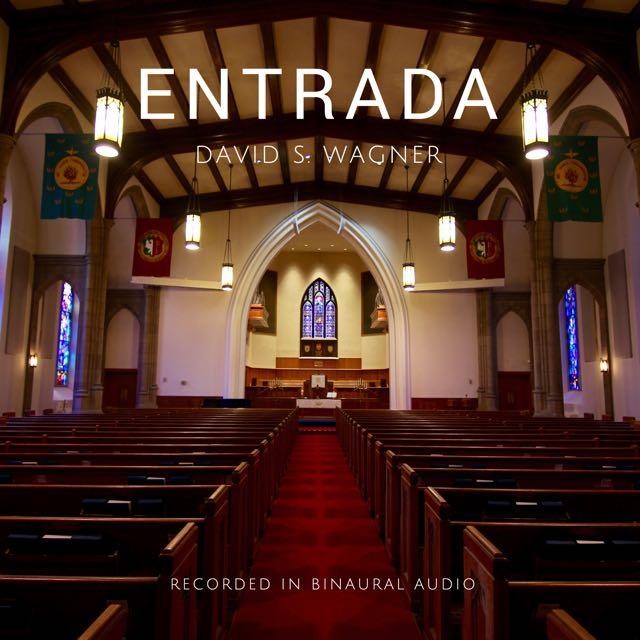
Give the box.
[476,289,497,411]
[627,138,640,206]
[73,217,111,412]
[530,211,564,416]
[0,133,16,230]
[137,286,160,408]
[529,220,547,414]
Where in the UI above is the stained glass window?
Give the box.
[55,282,74,387]
[300,278,337,339]
[302,301,313,338]
[326,301,336,339]
[564,286,581,391]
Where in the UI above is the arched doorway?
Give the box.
[224,201,411,409]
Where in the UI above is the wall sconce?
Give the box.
[599,358,609,373]
[28,354,38,368]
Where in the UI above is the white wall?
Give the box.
[105,309,139,369]
[153,200,480,400]
[496,312,530,372]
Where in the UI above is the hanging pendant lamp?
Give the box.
[221,164,234,291]
[439,79,456,252]
[402,165,416,291]
[520,43,550,161]
[94,40,125,158]
[185,153,202,251]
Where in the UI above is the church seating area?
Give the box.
[336,409,640,640]
[0,408,296,640]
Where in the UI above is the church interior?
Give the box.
[0,1,640,639]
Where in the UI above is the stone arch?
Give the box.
[117,185,152,219]
[488,187,523,221]
[17,102,83,137]
[223,201,411,409]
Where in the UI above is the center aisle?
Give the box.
[230,432,422,640]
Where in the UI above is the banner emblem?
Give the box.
[54,153,90,191]
[138,229,170,263]
[554,154,588,194]
[470,231,501,265]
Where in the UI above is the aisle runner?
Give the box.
[230,434,422,640]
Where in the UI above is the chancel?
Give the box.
[1,2,640,640]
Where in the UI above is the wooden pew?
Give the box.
[396,464,640,609]
[423,487,640,640]
[0,511,228,640]
[546,609,595,640]
[78,603,128,640]
[0,522,199,640]
[374,447,640,537]
[462,523,640,640]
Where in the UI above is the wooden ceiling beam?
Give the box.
[6,0,639,138]
[48,63,164,204]
[48,65,94,125]
[473,62,597,211]
[549,65,596,124]
[314,15,328,183]
[93,42,192,196]
[160,179,477,220]
[412,37,495,196]
[380,30,440,191]
[203,29,258,190]
[259,22,290,184]
[148,34,227,193]
[444,43,551,200]
[135,169,166,205]
[347,22,384,185]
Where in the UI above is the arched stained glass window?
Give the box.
[564,286,581,391]
[55,282,74,387]
[300,278,337,339]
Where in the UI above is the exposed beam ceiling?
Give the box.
[160,180,477,219]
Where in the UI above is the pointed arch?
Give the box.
[223,201,411,409]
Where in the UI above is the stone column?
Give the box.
[137,286,160,408]
[530,209,564,416]
[476,289,497,411]
[627,139,640,206]
[0,133,16,230]
[73,216,111,412]
[529,220,547,414]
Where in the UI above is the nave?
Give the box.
[229,431,422,640]
[0,407,639,639]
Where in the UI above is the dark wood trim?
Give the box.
[414,37,495,196]
[549,66,596,124]
[472,171,503,209]
[259,22,290,184]
[0,0,16,24]
[105,109,529,217]
[135,170,165,205]
[314,15,328,183]
[147,35,190,122]
[160,179,477,219]
[447,44,552,198]
[204,29,258,190]
[4,0,639,139]
[347,22,384,186]
[391,30,440,192]
[473,63,597,209]
[48,65,94,125]
[443,38,495,130]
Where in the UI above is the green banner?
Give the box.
[544,136,602,222]
[41,134,99,220]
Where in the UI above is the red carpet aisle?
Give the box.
[230,433,422,640]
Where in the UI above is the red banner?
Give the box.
[466,220,505,280]
[132,218,174,277]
